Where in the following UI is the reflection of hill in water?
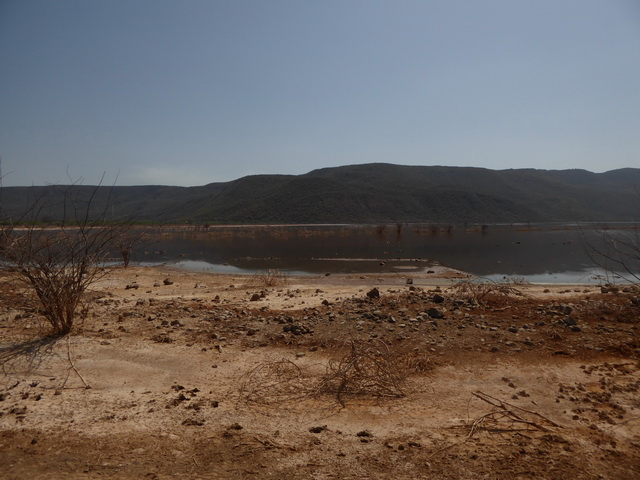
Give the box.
[135,224,640,280]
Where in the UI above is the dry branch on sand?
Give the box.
[463,391,562,438]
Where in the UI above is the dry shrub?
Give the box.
[396,348,435,374]
[579,296,640,324]
[247,269,288,288]
[237,341,434,407]
[237,359,312,405]
[451,280,524,307]
[316,340,408,405]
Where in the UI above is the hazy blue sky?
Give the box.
[1,0,639,186]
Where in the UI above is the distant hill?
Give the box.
[1,164,639,224]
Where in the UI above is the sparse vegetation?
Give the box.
[316,340,409,405]
[247,269,288,288]
[0,183,132,335]
[588,225,640,285]
[450,280,524,307]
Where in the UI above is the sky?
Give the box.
[1,0,639,187]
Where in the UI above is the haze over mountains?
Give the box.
[1,164,639,224]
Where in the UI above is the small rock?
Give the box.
[309,425,328,433]
[432,294,445,304]
[182,418,205,426]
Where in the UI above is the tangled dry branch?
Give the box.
[316,340,408,405]
[451,280,524,307]
[246,269,288,288]
[237,340,431,407]
[464,391,562,438]
[237,359,313,405]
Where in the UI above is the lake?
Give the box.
[133,223,640,284]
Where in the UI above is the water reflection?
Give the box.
[134,223,640,283]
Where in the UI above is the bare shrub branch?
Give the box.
[316,339,408,405]
[0,180,132,335]
[585,225,640,284]
[246,269,288,288]
[237,358,314,405]
[451,280,524,307]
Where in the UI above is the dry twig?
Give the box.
[465,391,561,438]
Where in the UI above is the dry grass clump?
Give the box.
[246,269,288,288]
[451,280,524,307]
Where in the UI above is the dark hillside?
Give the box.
[1,164,638,224]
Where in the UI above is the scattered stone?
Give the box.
[309,425,328,433]
[432,294,445,304]
[182,418,205,426]
[163,278,174,286]
[366,288,380,299]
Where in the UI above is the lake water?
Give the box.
[134,223,640,284]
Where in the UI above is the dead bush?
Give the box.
[246,269,288,288]
[0,181,131,335]
[237,359,313,405]
[237,341,433,407]
[316,340,409,405]
[451,280,524,307]
[578,296,639,324]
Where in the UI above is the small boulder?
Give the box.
[426,307,444,319]
[432,294,445,304]
[366,288,380,299]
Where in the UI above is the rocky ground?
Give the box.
[1,265,639,479]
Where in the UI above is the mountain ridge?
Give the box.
[1,164,639,224]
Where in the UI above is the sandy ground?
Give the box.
[1,265,639,479]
